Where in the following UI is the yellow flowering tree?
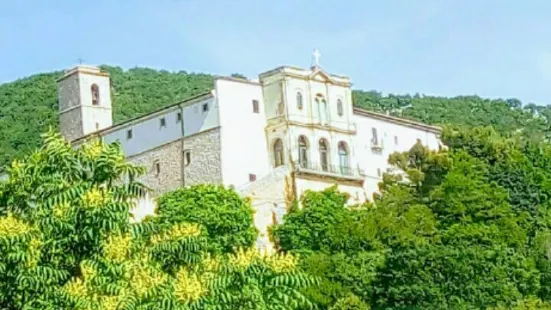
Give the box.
[0,131,317,309]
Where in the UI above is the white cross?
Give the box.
[312,48,321,67]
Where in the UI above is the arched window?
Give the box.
[322,99,328,122]
[296,92,303,110]
[274,139,284,167]
[319,139,329,172]
[338,141,350,175]
[298,136,309,168]
[91,84,100,105]
[337,99,343,116]
[315,94,329,124]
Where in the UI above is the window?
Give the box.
[202,103,209,113]
[91,84,100,105]
[252,100,260,113]
[337,99,343,116]
[183,150,191,166]
[394,136,398,145]
[319,139,329,172]
[277,101,285,115]
[323,99,329,123]
[127,129,133,140]
[316,94,329,124]
[160,117,166,128]
[154,160,161,175]
[377,168,382,177]
[274,139,284,167]
[298,136,309,168]
[249,173,257,182]
[296,92,303,110]
[95,122,99,130]
[176,112,182,123]
[371,128,379,145]
[338,141,350,175]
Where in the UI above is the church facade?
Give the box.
[57,60,442,251]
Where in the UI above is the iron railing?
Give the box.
[295,161,364,178]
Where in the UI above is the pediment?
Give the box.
[308,68,334,83]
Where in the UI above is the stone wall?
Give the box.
[59,109,83,142]
[183,128,222,186]
[127,139,183,197]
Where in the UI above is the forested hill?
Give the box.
[0,65,549,167]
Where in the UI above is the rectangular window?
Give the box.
[372,128,378,144]
[249,173,257,182]
[160,117,166,127]
[377,168,381,177]
[154,160,161,175]
[95,122,100,130]
[127,129,133,139]
[202,103,209,113]
[252,100,259,113]
[183,150,191,166]
[394,136,398,145]
[176,112,182,122]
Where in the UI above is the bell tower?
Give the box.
[57,65,112,141]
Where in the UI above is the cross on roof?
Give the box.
[312,48,321,67]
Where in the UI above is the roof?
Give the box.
[353,107,442,133]
[258,65,350,80]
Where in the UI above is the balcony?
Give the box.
[294,161,365,183]
[370,138,384,151]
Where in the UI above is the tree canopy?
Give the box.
[0,132,317,309]
[272,127,551,309]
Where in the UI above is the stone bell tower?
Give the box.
[57,65,113,141]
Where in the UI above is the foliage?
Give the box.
[0,132,317,309]
[155,184,258,253]
[272,127,551,309]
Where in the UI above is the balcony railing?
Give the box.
[294,161,365,181]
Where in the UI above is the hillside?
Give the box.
[0,65,548,167]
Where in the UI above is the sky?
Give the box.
[1,0,551,105]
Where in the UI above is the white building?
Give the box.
[57,55,441,251]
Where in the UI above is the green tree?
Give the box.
[0,132,317,309]
[155,184,258,253]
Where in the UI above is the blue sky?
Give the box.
[1,0,551,105]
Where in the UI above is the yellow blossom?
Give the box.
[65,278,87,298]
[53,202,71,218]
[103,234,132,263]
[151,223,201,244]
[0,213,30,238]
[82,187,109,208]
[80,261,97,281]
[174,268,207,304]
[99,296,119,310]
[127,259,168,298]
[265,252,298,273]
[82,139,103,159]
[229,247,258,271]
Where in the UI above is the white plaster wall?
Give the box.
[295,178,367,205]
[283,76,353,132]
[78,73,112,135]
[353,113,441,195]
[102,97,219,158]
[216,79,271,188]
